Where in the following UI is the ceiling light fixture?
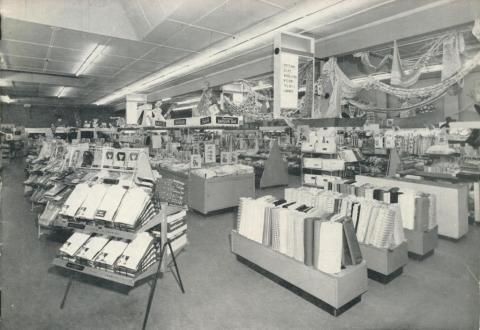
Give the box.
[57,86,66,98]
[75,44,106,77]
[175,97,201,105]
[94,0,383,105]
[0,95,14,103]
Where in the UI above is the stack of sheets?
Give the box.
[116,232,157,277]
[113,187,157,231]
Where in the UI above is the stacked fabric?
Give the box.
[75,235,110,266]
[58,232,92,261]
[60,183,91,219]
[237,196,363,274]
[75,184,109,221]
[94,185,128,226]
[165,209,188,253]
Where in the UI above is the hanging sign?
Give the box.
[174,119,187,126]
[278,52,299,109]
[216,116,238,125]
[200,116,212,125]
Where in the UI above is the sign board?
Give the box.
[278,52,298,109]
[220,152,230,165]
[155,120,166,127]
[174,119,187,126]
[216,116,238,125]
[190,154,202,169]
[230,152,238,164]
[204,144,216,163]
[200,116,212,125]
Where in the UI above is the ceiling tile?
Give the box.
[84,65,119,77]
[48,47,86,62]
[6,56,45,69]
[0,40,49,59]
[4,65,44,74]
[168,0,227,23]
[123,60,166,72]
[163,27,226,51]
[2,17,53,45]
[144,20,188,44]
[259,0,301,9]
[141,46,194,63]
[46,60,77,75]
[103,38,156,58]
[54,29,106,50]
[196,0,282,35]
[92,54,134,68]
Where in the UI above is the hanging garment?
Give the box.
[60,183,91,218]
[60,232,92,257]
[75,184,108,220]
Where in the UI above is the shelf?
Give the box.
[53,206,184,240]
[52,257,158,287]
[231,231,367,314]
[52,238,186,287]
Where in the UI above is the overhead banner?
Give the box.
[279,53,299,109]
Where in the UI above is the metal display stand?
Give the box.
[359,242,408,284]
[231,231,368,316]
[53,206,187,330]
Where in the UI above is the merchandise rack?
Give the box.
[231,230,368,316]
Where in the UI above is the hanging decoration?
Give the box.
[298,61,314,117]
[316,22,480,115]
[222,80,273,120]
[353,52,392,72]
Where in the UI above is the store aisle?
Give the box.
[1,159,479,330]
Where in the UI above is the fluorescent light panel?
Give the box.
[57,86,65,98]
[76,44,106,77]
[94,0,374,105]
[0,95,14,103]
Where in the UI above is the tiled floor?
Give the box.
[1,159,479,329]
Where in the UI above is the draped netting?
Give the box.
[298,61,314,117]
[222,80,273,119]
[316,21,480,114]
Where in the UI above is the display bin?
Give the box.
[231,231,368,316]
[404,226,438,260]
[188,173,255,214]
[359,241,408,284]
[355,175,468,239]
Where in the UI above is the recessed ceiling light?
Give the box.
[75,44,106,77]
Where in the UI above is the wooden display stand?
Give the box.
[355,175,469,240]
[359,242,408,284]
[231,231,367,316]
[404,226,438,260]
[259,141,289,188]
[188,172,255,214]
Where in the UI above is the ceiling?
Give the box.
[0,0,478,107]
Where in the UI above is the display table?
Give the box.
[231,231,367,316]
[359,242,408,284]
[404,226,438,260]
[188,173,255,214]
[355,175,469,239]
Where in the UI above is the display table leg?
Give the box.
[474,182,480,224]
[60,276,73,309]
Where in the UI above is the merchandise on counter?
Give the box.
[191,164,253,178]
